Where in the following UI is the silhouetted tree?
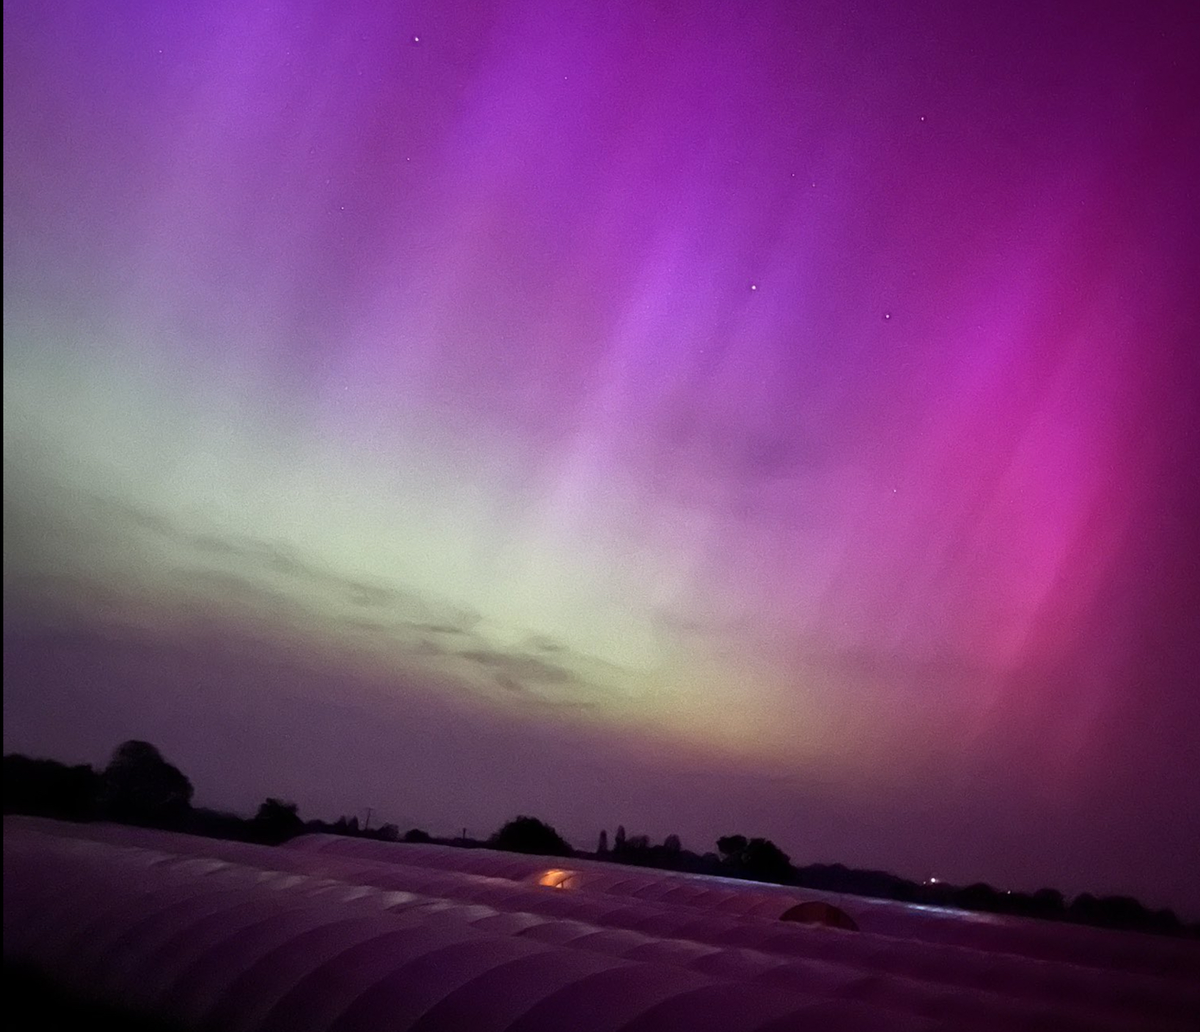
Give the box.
[717,834,748,863]
[663,833,682,854]
[959,883,1002,912]
[489,815,572,856]
[3,754,99,820]
[716,834,791,882]
[100,741,193,827]
[1070,893,1153,931]
[614,824,626,852]
[1149,908,1182,934]
[403,827,433,843]
[252,798,304,843]
[1032,888,1066,915]
[332,815,360,834]
[597,829,609,855]
[376,823,400,841]
[741,838,792,881]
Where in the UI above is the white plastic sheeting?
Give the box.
[287,834,1199,979]
[3,821,927,1032]
[5,818,1198,1031]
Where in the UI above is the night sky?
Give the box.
[5,0,1200,914]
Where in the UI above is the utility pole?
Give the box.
[363,807,372,832]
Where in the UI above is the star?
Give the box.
[750,283,758,291]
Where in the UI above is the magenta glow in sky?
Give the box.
[5,0,1200,911]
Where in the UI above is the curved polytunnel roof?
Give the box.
[10,824,921,1032]
[7,819,1199,1031]
[287,833,1200,980]
[5,818,1190,978]
[10,817,1199,1026]
[21,822,1200,997]
[279,838,1200,1019]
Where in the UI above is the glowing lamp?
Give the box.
[536,869,579,889]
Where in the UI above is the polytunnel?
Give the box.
[6,818,1199,1032]
[5,821,917,1032]
[286,833,1200,979]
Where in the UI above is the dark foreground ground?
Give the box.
[4,963,182,1032]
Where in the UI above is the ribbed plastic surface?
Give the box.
[5,818,1197,1031]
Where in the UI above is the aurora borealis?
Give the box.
[5,0,1200,912]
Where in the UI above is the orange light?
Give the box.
[537,869,576,889]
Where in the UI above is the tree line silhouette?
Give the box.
[4,742,1195,939]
